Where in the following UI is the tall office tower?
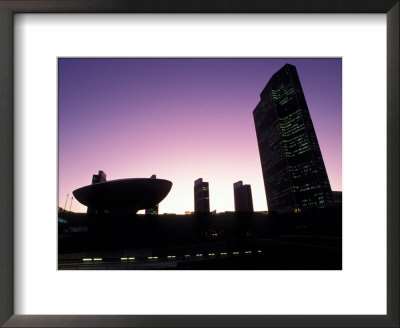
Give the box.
[145,175,159,215]
[253,64,333,213]
[92,170,107,184]
[88,170,107,214]
[194,178,210,213]
[233,181,254,212]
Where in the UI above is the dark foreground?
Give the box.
[59,236,341,270]
[58,208,341,270]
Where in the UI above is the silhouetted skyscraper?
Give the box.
[253,64,333,213]
[92,170,107,184]
[145,175,159,215]
[233,181,254,212]
[194,178,210,213]
[88,170,107,214]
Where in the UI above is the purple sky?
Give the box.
[58,58,342,214]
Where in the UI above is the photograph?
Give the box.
[1,0,397,325]
[57,58,342,270]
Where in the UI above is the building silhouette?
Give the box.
[194,178,210,213]
[332,191,342,206]
[88,170,107,214]
[145,175,159,215]
[253,63,333,213]
[92,170,107,184]
[233,181,254,212]
[76,171,172,215]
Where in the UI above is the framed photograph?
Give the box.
[0,1,398,327]
[57,57,342,271]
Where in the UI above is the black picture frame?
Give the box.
[0,1,398,327]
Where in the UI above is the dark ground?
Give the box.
[58,207,341,270]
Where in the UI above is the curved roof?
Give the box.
[73,178,172,213]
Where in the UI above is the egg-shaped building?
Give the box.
[73,174,172,214]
